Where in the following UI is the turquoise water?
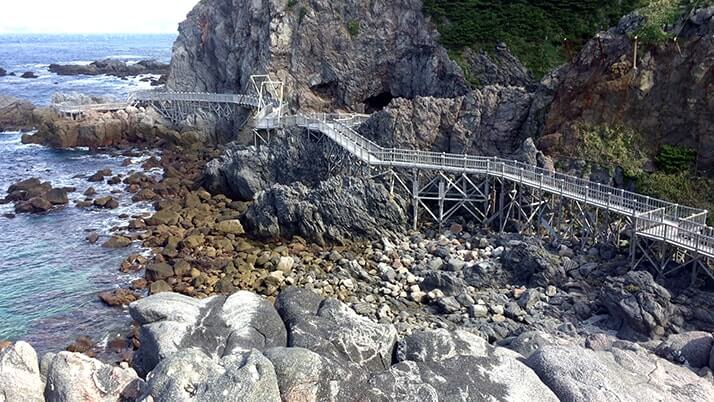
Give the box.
[0,132,161,354]
[0,33,173,354]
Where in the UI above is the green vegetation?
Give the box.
[655,144,697,173]
[448,50,481,88]
[576,125,648,178]
[423,0,712,78]
[347,20,360,37]
[287,0,298,8]
[632,0,682,44]
[633,0,714,44]
[574,125,714,225]
[423,0,647,78]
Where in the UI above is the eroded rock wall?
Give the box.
[168,0,469,112]
[539,8,714,174]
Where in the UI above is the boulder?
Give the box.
[146,209,181,226]
[139,349,280,402]
[45,188,69,205]
[102,235,132,249]
[93,196,119,209]
[145,263,174,281]
[369,329,559,401]
[275,287,397,372]
[245,176,408,245]
[526,344,714,402]
[20,71,38,79]
[28,197,52,212]
[0,341,44,402]
[44,351,143,402]
[149,280,173,295]
[129,291,286,375]
[98,288,140,307]
[599,271,674,337]
[656,331,714,368]
[264,347,370,402]
[215,219,245,235]
[498,242,565,287]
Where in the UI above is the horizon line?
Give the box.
[0,31,179,35]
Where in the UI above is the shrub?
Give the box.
[655,144,697,173]
[347,20,360,37]
[575,125,648,178]
[423,0,647,78]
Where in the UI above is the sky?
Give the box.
[0,0,198,34]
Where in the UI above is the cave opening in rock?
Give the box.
[364,92,394,113]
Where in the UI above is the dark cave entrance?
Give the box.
[364,92,394,114]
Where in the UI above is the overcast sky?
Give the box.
[0,0,198,34]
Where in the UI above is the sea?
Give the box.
[0,34,176,356]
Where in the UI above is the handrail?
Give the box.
[67,90,714,258]
[293,112,714,258]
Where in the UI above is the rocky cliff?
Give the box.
[539,7,714,175]
[168,0,469,112]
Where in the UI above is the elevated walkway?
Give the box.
[67,86,714,272]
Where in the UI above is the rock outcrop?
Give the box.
[655,331,714,369]
[245,176,408,245]
[461,44,535,89]
[357,88,542,160]
[168,0,468,112]
[599,271,675,338]
[21,106,178,149]
[527,343,714,402]
[0,95,38,132]
[5,177,72,214]
[129,291,287,375]
[49,59,169,79]
[539,7,714,174]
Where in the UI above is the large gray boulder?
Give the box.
[275,287,398,372]
[140,349,280,402]
[497,242,565,288]
[527,344,714,402]
[0,342,43,402]
[264,347,371,402]
[599,271,675,338]
[369,329,559,401]
[44,352,143,402]
[245,176,408,245]
[130,291,286,375]
[656,331,714,369]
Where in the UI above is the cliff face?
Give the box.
[358,87,536,159]
[539,8,714,174]
[168,0,469,112]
